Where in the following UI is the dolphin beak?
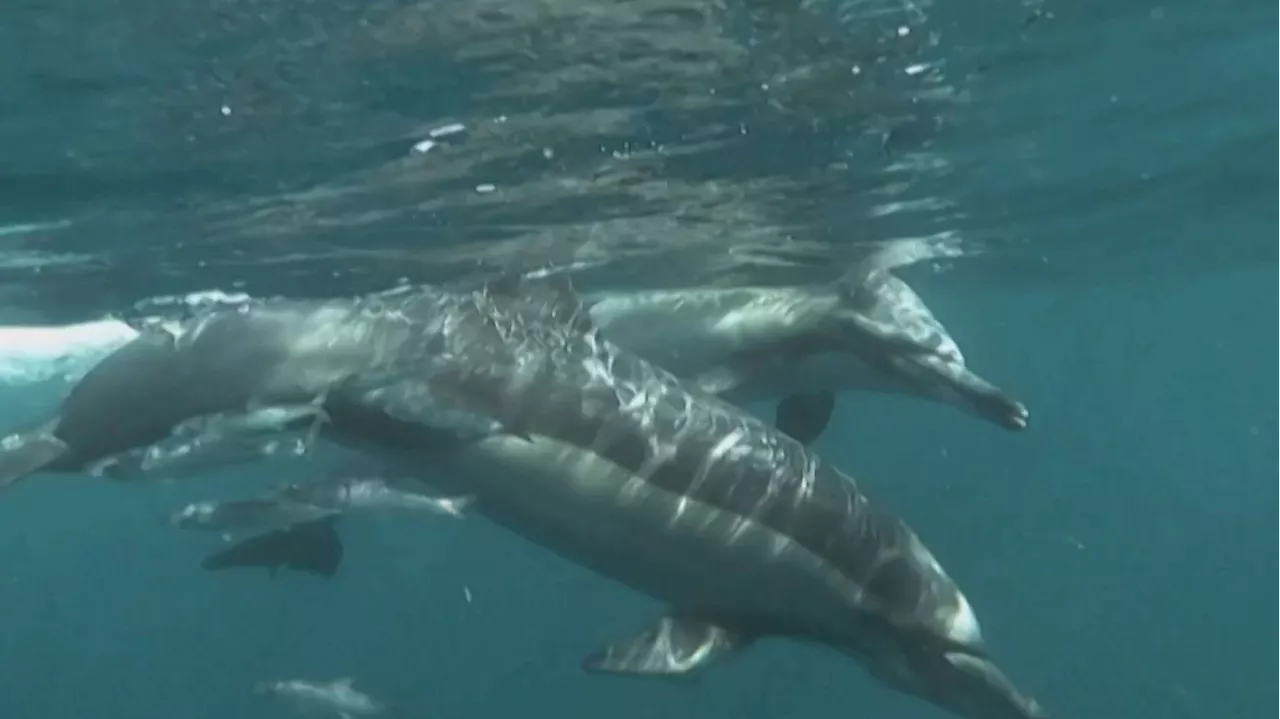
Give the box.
[898,648,1049,719]
[936,651,1050,719]
[931,364,1030,432]
[971,390,1030,431]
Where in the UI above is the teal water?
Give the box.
[0,1,1275,718]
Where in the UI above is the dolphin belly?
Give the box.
[409,433,865,636]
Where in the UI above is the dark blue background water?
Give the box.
[0,0,1275,717]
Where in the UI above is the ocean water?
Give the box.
[0,1,1274,718]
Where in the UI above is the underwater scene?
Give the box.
[0,1,1274,718]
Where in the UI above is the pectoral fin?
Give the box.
[0,428,69,488]
[775,392,836,446]
[583,615,754,679]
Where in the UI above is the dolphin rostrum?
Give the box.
[0,292,457,489]
[584,264,1028,445]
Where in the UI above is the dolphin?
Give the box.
[584,264,1028,445]
[308,274,1050,719]
[201,516,344,578]
[0,290,467,489]
[254,676,386,718]
[176,475,470,556]
[0,276,1051,718]
[0,263,1019,450]
[276,475,474,518]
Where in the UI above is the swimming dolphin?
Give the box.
[0,263,1019,450]
[0,276,1051,718]
[170,496,340,536]
[254,676,385,718]
[309,274,1050,719]
[177,476,470,559]
[201,516,344,578]
[275,475,474,518]
[584,264,1028,445]
[0,291,468,489]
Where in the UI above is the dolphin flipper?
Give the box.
[0,428,69,488]
[774,392,836,446]
[582,615,754,679]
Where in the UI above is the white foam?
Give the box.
[0,319,140,386]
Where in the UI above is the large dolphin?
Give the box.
[0,277,1051,718]
[584,264,1028,445]
[321,276,1050,719]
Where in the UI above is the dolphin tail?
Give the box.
[0,428,69,488]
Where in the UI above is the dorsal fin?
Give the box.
[481,270,596,335]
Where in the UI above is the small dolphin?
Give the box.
[0,261,1017,470]
[185,476,471,577]
[584,263,1028,444]
[170,497,339,536]
[311,273,1051,719]
[277,476,474,518]
[254,676,385,718]
[200,516,343,578]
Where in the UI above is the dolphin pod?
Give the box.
[0,263,1026,449]
[0,273,1051,719]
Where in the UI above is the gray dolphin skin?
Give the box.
[0,275,1050,719]
[318,275,1050,719]
[584,266,1028,445]
[0,293,445,488]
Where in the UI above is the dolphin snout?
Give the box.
[978,392,1030,431]
[935,366,1030,432]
